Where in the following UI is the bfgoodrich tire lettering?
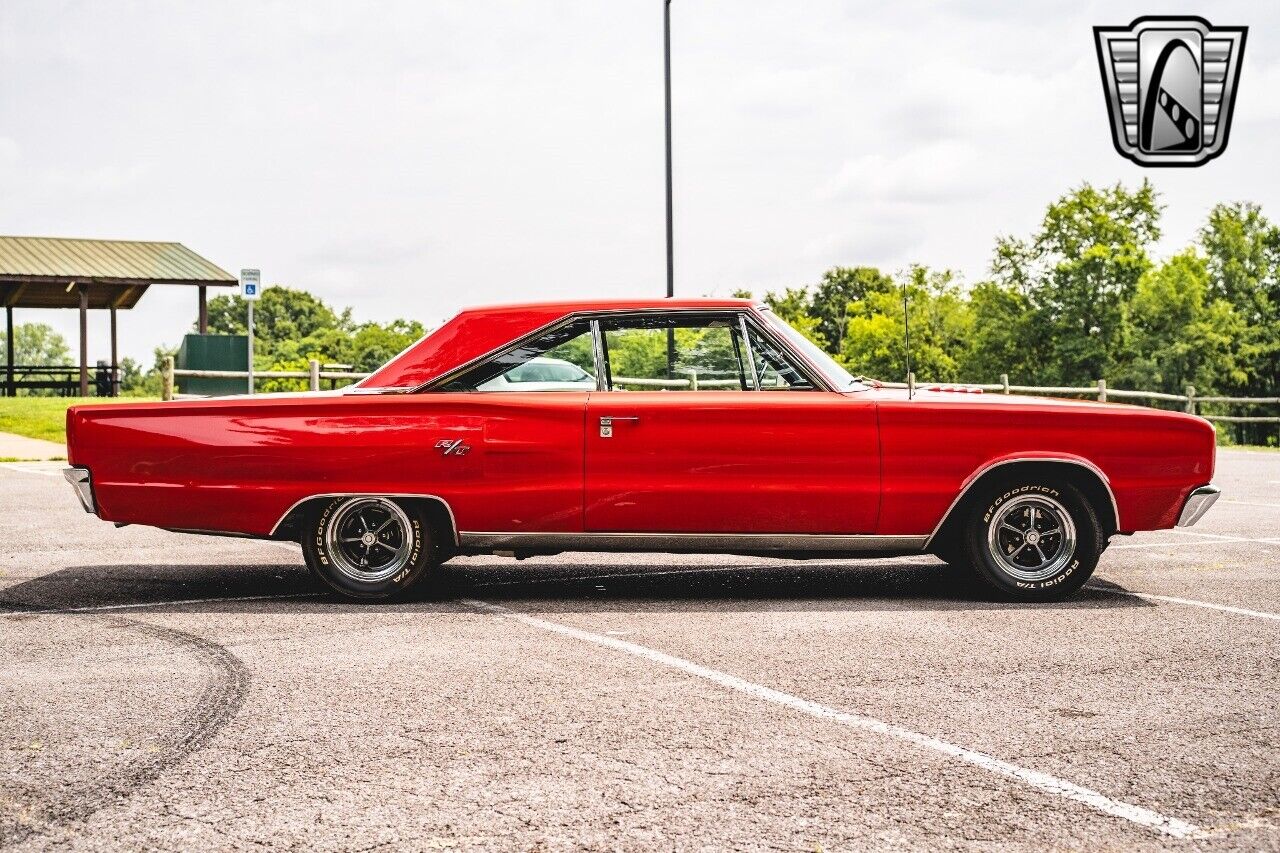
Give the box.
[301,497,437,601]
[961,480,1103,602]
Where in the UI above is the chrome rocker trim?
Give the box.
[1176,485,1221,527]
[63,466,96,514]
[459,531,928,556]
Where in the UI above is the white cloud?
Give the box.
[824,140,987,203]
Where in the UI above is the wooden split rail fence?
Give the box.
[162,358,1279,430]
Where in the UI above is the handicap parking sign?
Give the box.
[240,268,261,300]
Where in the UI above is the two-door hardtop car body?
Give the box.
[64,297,1220,601]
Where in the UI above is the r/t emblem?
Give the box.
[434,439,471,457]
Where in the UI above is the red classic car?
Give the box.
[63,298,1220,602]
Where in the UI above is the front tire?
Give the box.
[959,479,1103,602]
[301,497,437,601]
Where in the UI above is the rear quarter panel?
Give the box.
[874,395,1216,535]
[68,394,586,537]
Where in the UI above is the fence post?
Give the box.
[907,371,916,398]
[1097,379,1107,402]
[308,359,320,392]
[162,356,174,402]
[689,369,698,391]
[1000,373,1009,394]
[1185,385,1196,414]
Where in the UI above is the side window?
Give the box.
[600,315,749,391]
[746,322,815,390]
[443,320,597,392]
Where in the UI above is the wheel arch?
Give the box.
[925,457,1119,554]
[270,493,460,547]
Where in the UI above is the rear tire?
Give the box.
[959,479,1102,602]
[301,496,438,601]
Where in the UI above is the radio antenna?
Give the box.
[902,280,914,399]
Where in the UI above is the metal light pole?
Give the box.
[663,0,677,379]
[663,0,674,298]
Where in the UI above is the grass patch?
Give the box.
[0,397,158,444]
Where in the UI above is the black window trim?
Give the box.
[416,307,835,393]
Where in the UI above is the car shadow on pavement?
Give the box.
[444,558,1151,613]
[0,557,1151,615]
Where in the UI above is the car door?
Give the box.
[584,312,879,534]
[429,318,597,533]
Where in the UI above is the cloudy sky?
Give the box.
[2,0,1277,363]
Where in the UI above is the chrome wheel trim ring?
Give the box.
[324,497,413,584]
[986,494,1077,583]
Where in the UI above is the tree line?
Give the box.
[752,181,1278,410]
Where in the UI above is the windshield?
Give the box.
[760,308,867,391]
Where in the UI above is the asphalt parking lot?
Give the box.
[1,450,1277,851]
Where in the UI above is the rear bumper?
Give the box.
[1176,485,1220,527]
[63,466,96,514]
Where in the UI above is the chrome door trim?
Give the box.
[922,457,1121,549]
[459,531,927,554]
[738,314,760,390]
[269,492,460,544]
[739,312,833,391]
[590,318,607,391]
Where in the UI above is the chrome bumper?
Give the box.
[63,466,96,514]
[1176,485,1220,527]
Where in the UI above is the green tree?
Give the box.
[1119,250,1246,395]
[961,282,1041,382]
[1200,202,1280,323]
[993,181,1161,384]
[763,287,827,349]
[1199,203,1280,397]
[204,285,352,344]
[348,319,427,372]
[2,322,72,366]
[841,266,973,382]
[810,266,896,354]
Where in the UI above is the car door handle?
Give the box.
[598,416,638,438]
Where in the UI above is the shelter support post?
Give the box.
[5,305,13,397]
[110,306,119,397]
[198,285,208,334]
[78,285,88,397]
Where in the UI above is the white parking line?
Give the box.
[1166,529,1280,545]
[1086,586,1280,622]
[461,597,1200,839]
[1222,499,1280,509]
[1110,536,1280,550]
[0,462,64,477]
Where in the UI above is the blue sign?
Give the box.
[239,268,261,300]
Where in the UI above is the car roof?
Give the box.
[458,297,755,314]
[358,297,761,391]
